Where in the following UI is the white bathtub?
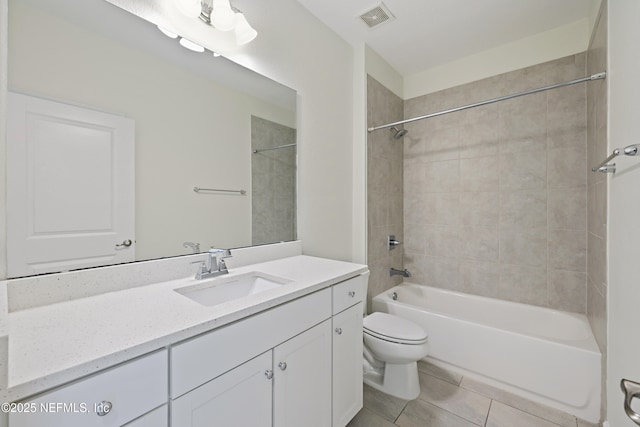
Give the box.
[372,283,601,423]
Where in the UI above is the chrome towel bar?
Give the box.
[193,187,247,195]
[253,143,296,154]
[592,145,639,174]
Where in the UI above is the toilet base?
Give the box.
[363,360,421,400]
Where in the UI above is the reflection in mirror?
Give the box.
[6,0,297,278]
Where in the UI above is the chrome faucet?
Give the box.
[389,268,411,278]
[183,241,201,253]
[193,248,232,279]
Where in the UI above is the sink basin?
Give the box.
[174,272,291,307]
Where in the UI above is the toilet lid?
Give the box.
[363,312,427,344]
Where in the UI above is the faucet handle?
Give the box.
[209,248,232,258]
[190,260,208,279]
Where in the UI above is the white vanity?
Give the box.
[1,243,368,427]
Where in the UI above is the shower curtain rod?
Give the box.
[367,72,607,133]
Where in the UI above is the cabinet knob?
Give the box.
[348,291,356,297]
[335,327,343,335]
[265,370,273,380]
[96,401,112,416]
[278,361,287,371]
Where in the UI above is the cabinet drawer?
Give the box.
[123,404,168,427]
[9,350,168,427]
[332,273,368,314]
[171,288,331,398]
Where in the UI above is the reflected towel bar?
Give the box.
[193,187,247,195]
[253,143,296,154]
[592,145,639,174]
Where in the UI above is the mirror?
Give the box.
[6,0,297,278]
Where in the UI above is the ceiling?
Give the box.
[296,0,593,76]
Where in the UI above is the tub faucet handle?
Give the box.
[388,235,401,250]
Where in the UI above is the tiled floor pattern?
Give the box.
[347,361,599,427]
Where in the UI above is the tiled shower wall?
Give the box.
[402,54,588,313]
[366,76,404,312]
[251,116,297,246]
[586,0,608,419]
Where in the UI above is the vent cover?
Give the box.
[359,3,395,28]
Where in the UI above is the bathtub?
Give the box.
[372,283,601,423]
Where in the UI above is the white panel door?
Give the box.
[332,303,363,427]
[7,92,135,276]
[273,320,332,427]
[171,351,273,427]
[608,1,640,426]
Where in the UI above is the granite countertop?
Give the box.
[0,255,368,403]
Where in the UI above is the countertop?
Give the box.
[0,255,368,403]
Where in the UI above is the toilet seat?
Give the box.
[363,312,428,345]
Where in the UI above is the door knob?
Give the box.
[115,239,133,248]
[621,378,640,425]
[278,362,287,371]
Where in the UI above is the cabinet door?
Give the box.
[332,303,363,427]
[273,320,332,427]
[172,351,273,427]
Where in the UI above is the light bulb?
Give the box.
[175,0,201,19]
[158,25,179,39]
[234,13,257,45]
[211,0,236,31]
[179,38,205,52]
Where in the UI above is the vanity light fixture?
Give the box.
[174,0,258,45]
[157,25,179,39]
[179,37,206,52]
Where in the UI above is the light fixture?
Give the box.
[234,12,257,45]
[211,0,236,31]
[157,25,179,39]
[175,0,201,19]
[179,37,205,52]
[174,0,257,46]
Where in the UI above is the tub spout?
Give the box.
[390,268,411,278]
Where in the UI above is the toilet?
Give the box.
[362,312,429,400]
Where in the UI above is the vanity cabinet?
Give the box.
[172,351,273,427]
[172,320,332,427]
[9,271,369,427]
[171,289,333,427]
[9,350,168,427]
[332,304,363,427]
[331,277,365,427]
[273,320,332,427]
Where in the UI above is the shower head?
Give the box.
[390,126,408,139]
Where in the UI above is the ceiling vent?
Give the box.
[359,3,395,29]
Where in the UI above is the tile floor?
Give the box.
[347,361,600,427]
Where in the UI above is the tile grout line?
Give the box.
[484,399,494,427]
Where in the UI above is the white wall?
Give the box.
[8,0,295,262]
[404,19,591,99]
[365,46,403,100]
[606,1,640,425]
[223,0,355,261]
